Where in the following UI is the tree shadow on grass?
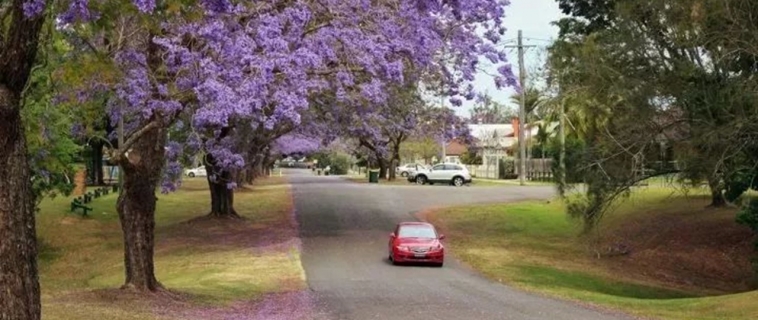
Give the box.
[156,213,298,254]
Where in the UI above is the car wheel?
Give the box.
[415,175,426,185]
[452,176,464,187]
[390,253,400,265]
[188,172,195,178]
[434,262,444,267]
[401,171,408,177]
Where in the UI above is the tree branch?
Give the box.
[109,120,160,164]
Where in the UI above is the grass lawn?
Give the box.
[422,187,758,320]
[37,176,309,319]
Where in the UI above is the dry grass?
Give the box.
[37,176,308,319]
[422,187,758,320]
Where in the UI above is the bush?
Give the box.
[498,158,517,179]
[548,135,586,184]
[460,150,483,165]
[311,151,352,175]
[328,153,352,175]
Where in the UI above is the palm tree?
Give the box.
[509,87,548,120]
[510,87,547,161]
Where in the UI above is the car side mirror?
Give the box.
[439,234,445,240]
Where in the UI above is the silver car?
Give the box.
[410,163,472,187]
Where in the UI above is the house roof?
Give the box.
[445,140,468,155]
[468,124,514,140]
[467,124,515,148]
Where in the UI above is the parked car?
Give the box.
[409,163,472,187]
[184,166,207,178]
[396,163,427,177]
[388,222,445,267]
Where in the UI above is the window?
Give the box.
[397,225,437,238]
[444,165,463,171]
[432,164,445,171]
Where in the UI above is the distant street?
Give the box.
[288,169,632,320]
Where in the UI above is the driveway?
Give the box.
[288,169,631,320]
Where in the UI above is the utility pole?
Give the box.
[559,96,566,187]
[502,31,536,185]
[517,30,528,186]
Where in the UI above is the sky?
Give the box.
[443,0,566,118]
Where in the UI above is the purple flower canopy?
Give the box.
[35,0,518,190]
[272,134,322,156]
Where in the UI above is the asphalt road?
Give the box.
[288,169,632,320]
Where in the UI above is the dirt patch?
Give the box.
[53,288,320,320]
[597,205,757,294]
[157,217,295,254]
[152,290,320,320]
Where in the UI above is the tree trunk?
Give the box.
[707,176,727,208]
[377,157,388,180]
[89,140,105,185]
[117,125,167,291]
[244,168,254,185]
[204,156,240,219]
[0,86,40,320]
[261,152,271,177]
[0,2,46,316]
[388,143,401,181]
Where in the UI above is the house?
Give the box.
[442,139,468,163]
[466,118,559,175]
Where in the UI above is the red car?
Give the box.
[388,222,445,267]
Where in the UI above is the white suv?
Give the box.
[410,163,472,187]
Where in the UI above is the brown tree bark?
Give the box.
[387,141,401,181]
[377,157,388,180]
[91,140,105,185]
[708,177,727,208]
[0,87,40,320]
[0,2,46,318]
[116,125,167,291]
[243,168,254,185]
[204,156,240,219]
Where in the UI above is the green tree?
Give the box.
[509,87,547,120]
[549,0,758,232]
[469,92,516,123]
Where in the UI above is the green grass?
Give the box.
[425,187,758,320]
[37,176,304,319]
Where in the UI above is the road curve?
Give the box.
[288,169,632,320]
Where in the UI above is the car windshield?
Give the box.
[397,225,436,238]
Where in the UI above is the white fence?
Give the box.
[466,158,554,181]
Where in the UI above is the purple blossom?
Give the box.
[161,142,184,194]
[131,0,156,13]
[22,0,45,17]
[58,0,95,24]
[72,0,514,195]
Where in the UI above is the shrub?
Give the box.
[328,153,352,175]
[498,158,517,179]
[548,135,586,184]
